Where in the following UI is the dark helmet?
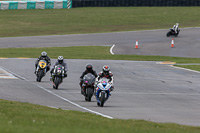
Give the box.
[102,65,110,75]
[86,64,93,72]
[41,51,47,57]
[58,56,64,64]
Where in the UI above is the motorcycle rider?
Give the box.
[95,65,114,91]
[50,56,68,79]
[79,64,98,94]
[35,51,51,74]
[172,23,179,34]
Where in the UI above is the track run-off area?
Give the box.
[1,28,200,126]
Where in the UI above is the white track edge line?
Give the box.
[110,44,115,55]
[169,65,200,74]
[0,66,113,119]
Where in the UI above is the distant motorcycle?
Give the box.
[96,78,112,107]
[35,60,48,82]
[82,73,96,101]
[51,64,65,89]
[166,29,180,37]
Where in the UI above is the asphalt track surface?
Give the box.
[1,27,200,57]
[1,28,200,126]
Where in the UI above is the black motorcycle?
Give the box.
[51,64,65,89]
[35,60,48,82]
[166,28,180,37]
[82,73,96,101]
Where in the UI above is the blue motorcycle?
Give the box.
[96,78,112,107]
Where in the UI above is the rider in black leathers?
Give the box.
[80,64,97,94]
[35,51,51,74]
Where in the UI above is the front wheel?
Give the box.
[166,32,170,37]
[100,92,106,107]
[53,77,62,89]
[37,70,44,82]
[85,87,93,102]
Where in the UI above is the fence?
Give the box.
[72,0,200,7]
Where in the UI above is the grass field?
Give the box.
[1,7,200,132]
[0,46,200,71]
[0,46,200,63]
[0,7,200,37]
[1,99,200,133]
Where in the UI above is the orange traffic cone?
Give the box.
[171,38,174,48]
[135,40,139,49]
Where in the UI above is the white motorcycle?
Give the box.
[95,78,112,107]
[51,64,65,89]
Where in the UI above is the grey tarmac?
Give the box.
[1,58,200,126]
[1,27,200,57]
[1,28,200,126]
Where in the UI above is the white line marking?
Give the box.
[0,66,113,119]
[169,65,200,74]
[0,67,18,79]
[110,44,115,55]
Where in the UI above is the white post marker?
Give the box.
[67,0,71,9]
[110,44,115,55]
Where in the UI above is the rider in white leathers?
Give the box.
[95,65,114,91]
[172,23,179,34]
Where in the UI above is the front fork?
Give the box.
[95,88,110,103]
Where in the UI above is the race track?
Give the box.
[1,28,200,126]
[1,27,200,57]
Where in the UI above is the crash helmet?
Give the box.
[41,51,47,57]
[102,65,110,75]
[86,64,93,72]
[58,56,64,64]
[176,23,179,26]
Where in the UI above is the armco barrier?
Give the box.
[0,0,72,10]
[72,0,200,7]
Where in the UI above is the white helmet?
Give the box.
[58,56,64,64]
[176,23,179,26]
[41,51,47,57]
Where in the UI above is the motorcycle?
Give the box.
[51,64,65,89]
[96,78,112,107]
[166,28,180,37]
[82,73,96,102]
[35,60,48,82]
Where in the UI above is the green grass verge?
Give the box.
[1,99,200,133]
[1,46,200,72]
[0,46,200,64]
[0,7,200,37]
[174,65,200,72]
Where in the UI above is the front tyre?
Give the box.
[86,87,93,102]
[37,71,44,82]
[100,92,105,107]
[54,77,61,89]
[166,32,170,37]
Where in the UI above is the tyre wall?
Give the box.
[72,0,200,7]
